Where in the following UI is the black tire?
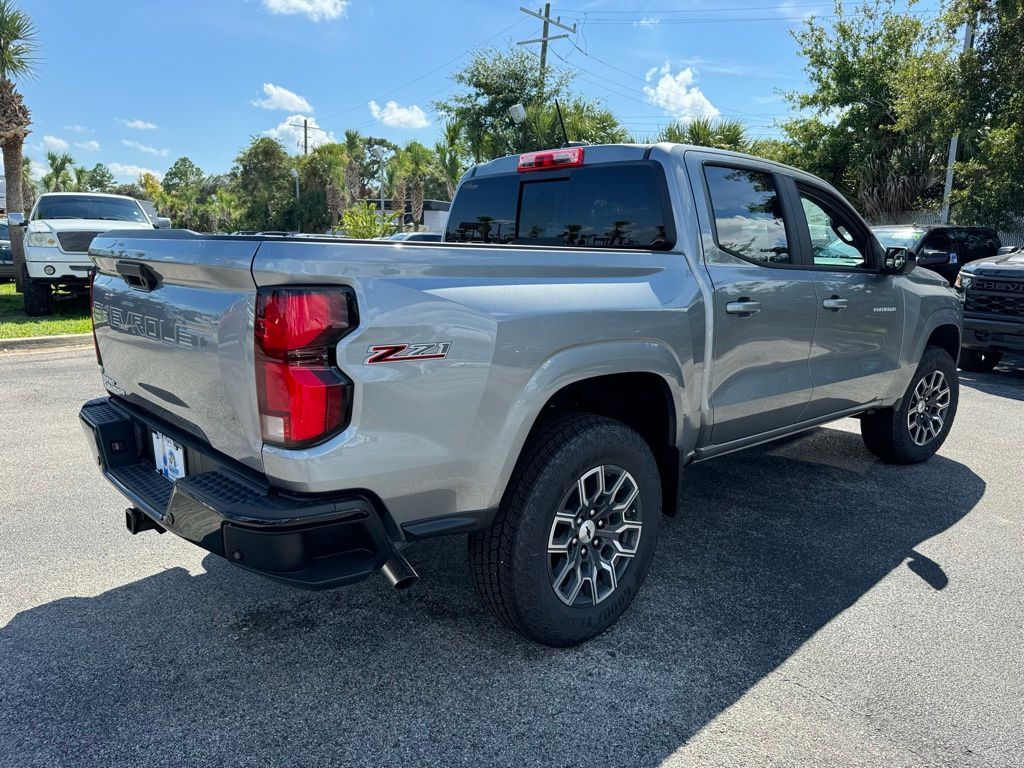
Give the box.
[468,412,661,647]
[861,345,959,464]
[958,348,1003,373]
[21,265,52,317]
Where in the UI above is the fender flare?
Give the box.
[483,340,687,511]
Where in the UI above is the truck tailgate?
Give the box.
[90,231,265,471]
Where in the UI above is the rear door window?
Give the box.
[445,162,673,250]
[704,165,791,264]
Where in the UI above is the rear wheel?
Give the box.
[468,413,661,647]
[21,266,52,317]
[958,348,1002,373]
[861,345,959,464]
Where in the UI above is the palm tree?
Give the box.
[20,152,34,210]
[72,164,90,191]
[42,150,74,192]
[0,0,38,288]
[403,141,433,231]
[342,129,362,207]
[657,117,751,152]
[313,142,348,228]
[435,120,468,200]
[387,148,408,231]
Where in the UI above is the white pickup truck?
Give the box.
[20,192,169,316]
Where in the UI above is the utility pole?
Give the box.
[303,118,309,156]
[517,5,576,95]
[939,13,977,224]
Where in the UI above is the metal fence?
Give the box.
[867,211,1024,249]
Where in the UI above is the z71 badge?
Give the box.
[364,342,452,364]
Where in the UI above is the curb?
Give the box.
[0,333,93,352]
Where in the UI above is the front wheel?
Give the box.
[22,266,52,317]
[468,413,661,647]
[861,345,959,464]
[958,348,1002,373]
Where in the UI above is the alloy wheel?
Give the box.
[547,464,643,607]
[907,370,951,446]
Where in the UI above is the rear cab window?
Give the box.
[445,161,674,250]
[703,165,791,265]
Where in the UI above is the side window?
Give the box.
[798,190,869,269]
[922,229,954,254]
[704,165,790,264]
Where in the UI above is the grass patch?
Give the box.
[0,282,92,339]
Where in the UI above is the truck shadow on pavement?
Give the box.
[957,353,1024,402]
[1,427,984,768]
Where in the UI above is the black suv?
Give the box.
[872,225,1001,283]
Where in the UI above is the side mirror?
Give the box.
[882,246,916,275]
[7,212,25,226]
[155,217,172,229]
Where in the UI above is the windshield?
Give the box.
[33,195,149,223]
[873,228,925,248]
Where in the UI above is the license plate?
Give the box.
[151,430,186,481]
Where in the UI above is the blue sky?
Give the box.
[18,0,939,183]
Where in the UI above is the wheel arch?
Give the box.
[488,341,687,516]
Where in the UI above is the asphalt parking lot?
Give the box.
[2,348,1023,768]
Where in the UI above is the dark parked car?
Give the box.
[0,220,13,282]
[955,247,1024,372]
[872,225,1001,283]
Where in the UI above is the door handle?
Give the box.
[822,297,849,312]
[725,299,762,316]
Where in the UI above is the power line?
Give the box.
[318,17,528,123]
[517,4,576,95]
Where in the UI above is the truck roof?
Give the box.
[466,142,813,180]
[36,191,140,202]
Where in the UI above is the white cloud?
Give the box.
[39,135,69,151]
[643,62,719,122]
[251,82,313,112]
[75,140,101,152]
[64,124,91,133]
[263,113,334,152]
[633,17,660,27]
[121,139,169,157]
[262,0,348,21]
[29,159,47,179]
[776,1,817,21]
[368,100,430,129]
[118,117,158,130]
[109,162,163,181]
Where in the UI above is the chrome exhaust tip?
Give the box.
[381,549,419,590]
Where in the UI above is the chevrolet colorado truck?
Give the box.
[955,247,1024,372]
[80,143,963,646]
[20,192,169,316]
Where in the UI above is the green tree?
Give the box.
[41,150,73,191]
[87,162,114,193]
[340,201,396,239]
[403,140,433,230]
[303,142,348,228]
[110,181,145,199]
[436,47,574,162]
[781,0,948,216]
[231,136,294,231]
[387,147,409,230]
[435,119,469,200]
[342,129,363,207]
[657,117,752,152]
[0,0,37,287]
[523,98,628,152]
[940,1,1024,226]
[162,156,204,197]
[19,152,34,210]
[72,164,89,191]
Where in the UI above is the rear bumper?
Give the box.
[79,396,400,589]
[963,315,1024,353]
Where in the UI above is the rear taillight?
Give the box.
[89,268,102,366]
[517,146,584,172]
[254,287,356,449]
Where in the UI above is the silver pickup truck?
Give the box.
[80,143,962,646]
